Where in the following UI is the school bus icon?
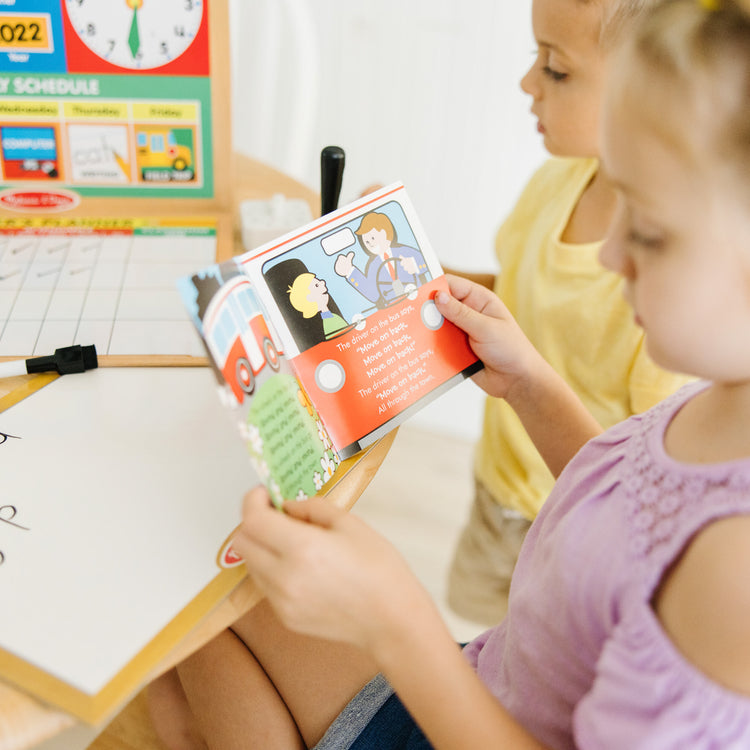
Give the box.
[136,126,195,182]
[202,276,283,405]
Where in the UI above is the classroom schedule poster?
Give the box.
[0,0,215,209]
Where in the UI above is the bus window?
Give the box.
[236,288,257,319]
[213,308,234,359]
[233,297,247,325]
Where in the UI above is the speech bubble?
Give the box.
[321,227,356,255]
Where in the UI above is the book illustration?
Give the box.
[332,208,431,308]
[260,200,432,355]
[180,183,482,501]
[180,263,340,508]
[187,265,283,404]
[261,255,352,352]
[287,272,349,341]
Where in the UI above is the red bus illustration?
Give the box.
[203,276,282,404]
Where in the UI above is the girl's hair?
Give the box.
[287,273,318,318]
[602,0,662,45]
[615,0,750,185]
[579,0,663,46]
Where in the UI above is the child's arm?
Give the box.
[234,489,549,750]
[435,274,602,477]
[654,515,750,696]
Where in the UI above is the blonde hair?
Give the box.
[287,273,318,318]
[580,0,663,46]
[613,0,750,184]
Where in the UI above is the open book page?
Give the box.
[178,262,342,506]
[238,183,482,457]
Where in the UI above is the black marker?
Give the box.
[320,145,345,216]
[0,344,98,378]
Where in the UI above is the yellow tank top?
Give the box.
[474,157,692,518]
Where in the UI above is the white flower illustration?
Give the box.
[320,453,336,482]
[317,420,332,451]
[313,471,324,491]
[246,423,263,454]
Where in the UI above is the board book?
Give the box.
[179,183,482,505]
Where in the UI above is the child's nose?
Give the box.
[599,235,634,279]
[520,62,540,99]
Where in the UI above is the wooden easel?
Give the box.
[0,6,394,748]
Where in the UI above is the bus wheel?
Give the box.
[173,157,188,171]
[263,337,281,371]
[236,357,255,394]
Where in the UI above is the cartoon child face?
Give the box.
[306,276,329,308]
[360,228,390,257]
[288,272,330,318]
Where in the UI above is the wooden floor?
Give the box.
[38,425,485,750]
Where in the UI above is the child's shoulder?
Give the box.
[524,156,599,195]
[504,157,599,227]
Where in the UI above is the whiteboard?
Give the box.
[0,367,255,710]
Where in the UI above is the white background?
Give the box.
[228,0,546,440]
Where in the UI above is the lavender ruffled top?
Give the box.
[464,382,750,749]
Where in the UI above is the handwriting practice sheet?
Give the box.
[0,219,215,358]
[0,367,255,722]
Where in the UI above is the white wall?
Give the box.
[228,0,546,441]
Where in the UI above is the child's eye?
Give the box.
[542,66,568,82]
[627,229,664,250]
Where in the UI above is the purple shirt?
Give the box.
[464,382,750,749]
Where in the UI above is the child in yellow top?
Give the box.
[447,0,693,625]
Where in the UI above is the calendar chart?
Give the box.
[0,0,221,205]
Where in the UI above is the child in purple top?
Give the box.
[148,1,750,748]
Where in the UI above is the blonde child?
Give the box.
[148,1,750,747]
[447,0,693,625]
[288,272,348,339]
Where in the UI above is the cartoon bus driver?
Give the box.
[333,211,430,307]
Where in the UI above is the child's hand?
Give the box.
[359,183,384,197]
[434,274,546,401]
[436,274,602,475]
[232,487,436,652]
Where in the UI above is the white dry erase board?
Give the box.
[0,367,256,723]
